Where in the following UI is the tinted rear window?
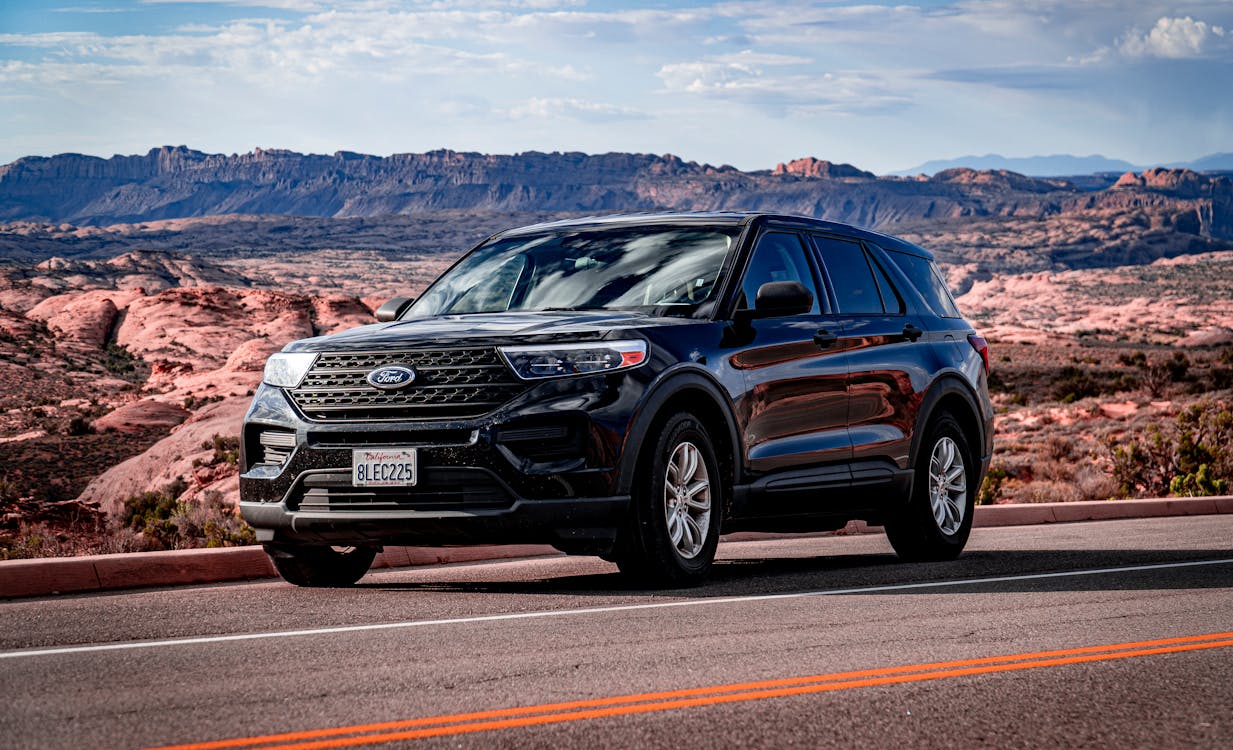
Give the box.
[812,236,884,315]
[886,250,962,318]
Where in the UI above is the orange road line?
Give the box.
[150,631,1233,750]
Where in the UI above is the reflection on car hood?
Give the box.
[285,311,686,351]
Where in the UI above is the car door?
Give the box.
[729,230,850,482]
[808,234,923,471]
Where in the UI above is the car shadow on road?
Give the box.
[354,548,1233,598]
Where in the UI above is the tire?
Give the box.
[614,412,722,587]
[265,544,376,587]
[884,412,975,562]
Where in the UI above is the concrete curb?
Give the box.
[3,496,1231,599]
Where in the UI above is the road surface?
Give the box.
[2,515,1231,749]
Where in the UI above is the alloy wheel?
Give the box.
[928,436,967,536]
[663,441,712,559]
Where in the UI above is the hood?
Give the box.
[285,310,691,351]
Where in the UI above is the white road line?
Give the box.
[3,558,1230,661]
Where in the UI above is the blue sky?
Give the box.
[1,1,1230,173]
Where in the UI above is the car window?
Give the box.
[449,254,527,314]
[867,251,905,315]
[408,227,737,317]
[811,236,884,315]
[739,232,821,314]
[885,250,962,318]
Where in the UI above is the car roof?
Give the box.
[494,211,935,259]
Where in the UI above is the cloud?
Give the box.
[1119,16,1227,59]
[505,97,648,122]
[656,51,909,116]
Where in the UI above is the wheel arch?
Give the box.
[910,374,989,473]
[616,369,741,513]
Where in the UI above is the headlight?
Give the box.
[499,340,648,380]
[262,352,318,388]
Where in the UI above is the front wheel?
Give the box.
[884,412,975,562]
[614,412,722,587]
[265,544,376,587]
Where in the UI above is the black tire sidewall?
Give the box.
[886,413,976,561]
[267,544,376,587]
[620,412,723,586]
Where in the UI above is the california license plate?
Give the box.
[352,448,418,487]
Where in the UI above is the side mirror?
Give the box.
[375,296,414,322]
[753,281,813,318]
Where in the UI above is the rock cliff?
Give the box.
[3,148,1228,242]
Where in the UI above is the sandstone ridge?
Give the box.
[2,148,1229,243]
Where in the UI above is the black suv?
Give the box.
[240,212,992,587]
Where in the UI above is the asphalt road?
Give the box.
[2,515,1231,750]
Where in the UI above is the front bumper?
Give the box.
[239,494,629,548]
[239,373,641,550]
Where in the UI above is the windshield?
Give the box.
[406,226,738,318]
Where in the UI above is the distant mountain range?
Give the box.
[0,147,1230,242]
[894,153,1233,177]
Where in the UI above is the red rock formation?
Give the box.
[92,401,190,434]
[26,290,134,348]
[772,157,875,180]
[77,398,250,515]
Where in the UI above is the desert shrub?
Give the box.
[172,491,256,548]
[120,478,190,549]
[1169,465,1228,497]
[118,479,255,549]
[977,465,1008,505]
[103,342,139,376]
[1072,465,1117,502]
[1004,479,1081,504]
[0,475,19,504]
[66,416,93,436]
[1044,436,1076,461]
[209,434,240,466]
[1109,401,1233,498]
[1175,402,1233,477]
[1053,366,1101,403]
[1166,352,1190,382]
[0,523,77,560]
[1141,363,1171,398]
[194,434,240,467]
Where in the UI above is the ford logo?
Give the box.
[366,365,417,390]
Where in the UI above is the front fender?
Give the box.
[614,366,743,497]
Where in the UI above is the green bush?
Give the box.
[206,434,240,466]
[1109,401,1233,498]
[1053,366,1102,403]
[103,342,139,376]
[1169,465,1228,497]
[119,479,254,550]
[120,478,189,549]
[977,466,1008,505]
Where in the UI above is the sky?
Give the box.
[0,1,1231,174]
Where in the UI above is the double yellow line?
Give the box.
[152,631,1233,750]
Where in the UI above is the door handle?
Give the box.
[813,329,838,348]
[902,324,923,342]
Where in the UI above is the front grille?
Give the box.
[293,469,515,512]
[288,348,527,421]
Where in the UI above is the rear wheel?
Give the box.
[265,544,376,587]
[884,412,975,562]
[614,412,722,587]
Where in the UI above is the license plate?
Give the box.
[352,448,418,487]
